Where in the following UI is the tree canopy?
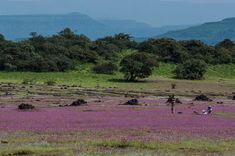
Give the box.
[120,53,158,81]
[0,29,234,81]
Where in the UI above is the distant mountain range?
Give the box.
[158,18,235,44]
[0,12,190,40]
[1,12,235,44]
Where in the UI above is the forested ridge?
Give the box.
[0,28,234,76]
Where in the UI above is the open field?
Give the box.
[0,64,234,155]
[0,80,234,155]
[0,63,234,96]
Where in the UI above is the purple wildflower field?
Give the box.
[0,97,234,140]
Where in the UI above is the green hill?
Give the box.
[158,18,235,45]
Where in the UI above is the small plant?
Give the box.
[171,83,176,89]
[22,78,36,85]
[45,80,56,86]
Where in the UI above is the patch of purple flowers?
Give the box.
[0,99,235,140]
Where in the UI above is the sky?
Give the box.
[1,0,235,27]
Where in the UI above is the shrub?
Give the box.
[124,99,139,105]
[174,59,207,80]
[194,94,212,101]
[120,52,158,81]
[22,78,36,85]
[171,83,176,89]
[70,99,87,106]
[45,80,56,86]
[18,103,35,110]
[93,62,118,74]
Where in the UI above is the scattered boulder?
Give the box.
[18,103,35,110]
[70,99,87,106]
[233,95,235,100]
[124,99,139,105]
[194,94,212,101]
[95,100,102,103]
[1,140,8,144]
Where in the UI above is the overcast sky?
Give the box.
[1,0,235,27]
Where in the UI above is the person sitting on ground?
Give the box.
[194,106,213,115]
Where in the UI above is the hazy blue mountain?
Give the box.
[158,18,235,44]
[0,13,110,40]
[100,19,192,38]
[0,13,191,40]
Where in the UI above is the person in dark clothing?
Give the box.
[171,100,175,114]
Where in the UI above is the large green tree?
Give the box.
[174,59,207,80]
[120,52,158,81]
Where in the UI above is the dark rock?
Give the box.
[70,99,87,106]
[124,99,139,105]
[18,103,35,110]
[194,94,212,101]
[233,95,235,100]
[1,140,8,144]
[95,100,102,103]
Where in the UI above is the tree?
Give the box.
[216,39,234,49]
[120,52,158,81]
[58,28,76,39]
[138,38,188,63]
[174,59,207,80]
[0,34,5,41]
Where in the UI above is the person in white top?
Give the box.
[194,106,213,115]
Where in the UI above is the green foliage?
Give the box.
[0,34,5,41]
[22,78,36,85]
[0,28,235,74]
[174,59,207,80]
[45,80,56,86]
[138,38,188,63]
[93,62,118,74]
[69,45,98,63]
[120,52,158,81]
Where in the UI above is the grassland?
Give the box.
[1,134,234,156]
[0,63,234,97]
[0,64,234,156]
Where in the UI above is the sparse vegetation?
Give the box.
[45,80,56,86]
